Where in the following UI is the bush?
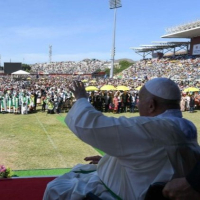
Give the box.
[0,165,12,178]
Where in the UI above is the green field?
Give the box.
[1,110,200,176]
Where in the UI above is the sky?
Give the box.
[0,0,200,65]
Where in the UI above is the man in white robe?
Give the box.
[21,93,29,114]
[43,78,200,200]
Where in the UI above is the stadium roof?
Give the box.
[162,20,200,38]
[130,41,190,53]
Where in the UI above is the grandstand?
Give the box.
[162,20,200,56]
[162,20,200,38]
[130,41,190,59]
[30,59,110,75]
[131,20,200,59]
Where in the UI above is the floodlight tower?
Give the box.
[49,45,52,63]
[109,0,122,78]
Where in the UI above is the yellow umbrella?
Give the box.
[90,80,96,83]
[85,86,99,91]
[183,87,199,92]
[170,60,177,63]
[100,85,116,91]
[27,77,31,80]
[135,86,142,91]
[116,85,130,91]
[81,79,88,83]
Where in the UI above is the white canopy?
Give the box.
[11,70,30,75]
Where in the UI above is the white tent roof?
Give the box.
[11,70,30,75]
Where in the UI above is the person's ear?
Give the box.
[148,99,156,114]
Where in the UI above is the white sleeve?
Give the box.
[65,98,152,157]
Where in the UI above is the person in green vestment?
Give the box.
[13,93,20,114]
[1,93,7,113]
[0,92,2,112]
[47,100,54,114]
[7,93,13,113]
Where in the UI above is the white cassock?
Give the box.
[44,98,200,200]
[21,96,28,114]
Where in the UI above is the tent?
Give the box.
[11,70,30,75]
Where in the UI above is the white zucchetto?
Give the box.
[145,78,181,100]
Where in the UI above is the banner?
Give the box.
[192,44,200,55]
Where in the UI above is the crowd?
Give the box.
[29,57,200,82]
[0,76,73,114]
[0,76,140,115]
[1,56,200,115]
[30,59,109,74]
[0,76,199,115]
[121,56,200,83]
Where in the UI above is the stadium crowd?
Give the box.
[30,59,109,74]
[0,75,141,114]
[0,57,200,115]
[121,56,200,82]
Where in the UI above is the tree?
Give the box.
[100,60,134,77]
[113,60,134,75]
[22,64,31,72]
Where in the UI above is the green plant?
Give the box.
[0,165,12,178]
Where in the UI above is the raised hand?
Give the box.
[84,156,102,164]
[68,80,88,100]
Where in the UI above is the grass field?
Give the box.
[1,109,200,175]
